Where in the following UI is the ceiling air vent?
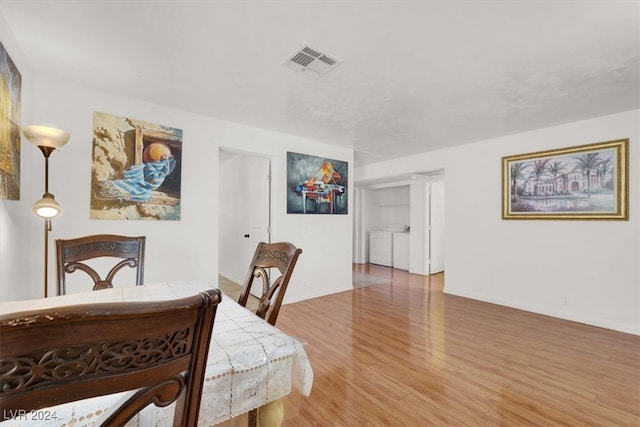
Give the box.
[283,45,342,78]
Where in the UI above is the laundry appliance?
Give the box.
[369,224,409,268]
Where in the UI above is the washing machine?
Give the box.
[369,225,408,267]
[392,232,410,270]
[369,230,393,266]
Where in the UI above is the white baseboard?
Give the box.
[444,288,640,336]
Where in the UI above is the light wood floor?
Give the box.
[266,264,639,426]
[218,275,258,312]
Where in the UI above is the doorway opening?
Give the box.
[353,170,445,284]
[218,148,272,288]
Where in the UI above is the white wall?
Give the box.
[352,187,366,264]
[356,110,639,334]
[409,181,427,275]
[366,186,410,230]
[1,71,353,303]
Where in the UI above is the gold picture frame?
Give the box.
[502,139,628,220]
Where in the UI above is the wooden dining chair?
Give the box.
[0,288,222,427]
[237,241,302,427]
[56,234,146,295]
[238,241,302,326]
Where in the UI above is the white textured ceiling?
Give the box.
[2,1,639,166]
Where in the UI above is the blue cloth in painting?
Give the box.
[97,158,176,202]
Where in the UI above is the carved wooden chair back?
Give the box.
[237,242,301,427]
[238,241,302,326]
[56,234,146,295]
[0,288,222,427]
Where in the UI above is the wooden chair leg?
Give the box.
[248,408,258,427]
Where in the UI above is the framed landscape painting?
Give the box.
[502,139,628,220]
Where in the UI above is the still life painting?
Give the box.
[90,111,182,220]
[502,139,628,220]
[287,151,348,214]
[0,42,22,200]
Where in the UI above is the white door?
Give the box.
[218,149,271,286]
[429,181,445,274]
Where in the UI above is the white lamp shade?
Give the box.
[32,194,63,218]
[23,125,70,149]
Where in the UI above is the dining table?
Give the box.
[0,280,314,426]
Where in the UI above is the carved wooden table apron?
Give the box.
[0,280,313,427]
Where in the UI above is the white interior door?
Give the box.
[219,149,271,286]
[429,180,445,274]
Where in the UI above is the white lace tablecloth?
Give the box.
[0,280,313,426]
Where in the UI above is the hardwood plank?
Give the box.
[273,265,640,426]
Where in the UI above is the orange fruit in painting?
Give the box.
[143,142,172,163]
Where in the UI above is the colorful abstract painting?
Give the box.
[287,151,348,214]
[90,112,183,220]
[0,42,22,200]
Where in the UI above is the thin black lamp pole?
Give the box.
[39,145,55,298]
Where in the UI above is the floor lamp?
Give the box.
[23,125,70,298]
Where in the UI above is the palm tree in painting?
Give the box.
[510,162,529,201]
[545,160,566,194]
[574,152,602,198]
[532,159,549,195]
[597,156,613,191]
